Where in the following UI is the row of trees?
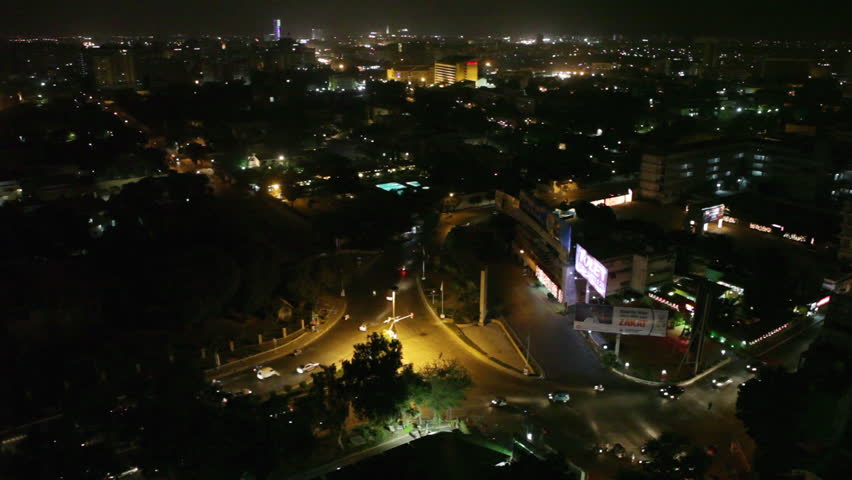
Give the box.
[304,333,473,451]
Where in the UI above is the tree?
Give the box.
[418,359,473,422]
[342,333,417,424]
[182,142,210,165]
[619,432,711,480]
[736,368,806,476]
[307,365,349,450]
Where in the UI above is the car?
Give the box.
[659,385,685,399]
[232,388,253,397]
[593,384,605,392]
[255,366,280,380]
[296,362,320,374]
[548,391,570,403]
[712,376,733,388]
[746,361,766,373]
[490,396,508,407]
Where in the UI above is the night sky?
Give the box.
[4,0,851,38]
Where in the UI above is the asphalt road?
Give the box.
[217,210,822,479]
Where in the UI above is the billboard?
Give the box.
[701,204,725,224]
[574,303,668,337]
[575,244,608,297]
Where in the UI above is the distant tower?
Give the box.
[274,19,282,40]
[311,28,326,41]
[386,25,390,35]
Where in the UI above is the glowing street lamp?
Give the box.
[386,290,396,319]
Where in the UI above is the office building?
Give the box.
[90,48,137,90]
[387,65,433,85]
[639,137,833,204]
[840,201,852,263]
[311,28,326,41]
[274,19,282,40]
[434,56,478,85]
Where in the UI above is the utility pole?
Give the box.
[386,289,397,319]
[479,267,488,326]
[440,281,445,318]
[422,248,427,281]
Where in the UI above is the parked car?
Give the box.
[659,385,685,399]
[490,396,508,407]
[548,391,570,403]
[296,363,320,374]
[255,366,280,380]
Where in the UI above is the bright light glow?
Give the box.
[536,266,564,303]
[575,245,608,297]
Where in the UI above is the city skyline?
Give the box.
[3,1,851,39]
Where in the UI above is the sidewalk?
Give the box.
[283,424,456,480]
[459,323,528,372]
[415,276,537,379]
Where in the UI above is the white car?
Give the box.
[548,391,570,403]
[712,376,733,388]
[296,363,320,374]
[255,367,280,380]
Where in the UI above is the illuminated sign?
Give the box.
[701,204,725,223]
[815,296,831,308]
[535,266,564,303]
[591,189,634,207]
[684,303,695,313]
[647,292,680,311]
[783,233,808,243]
[722,216,737,224]
[575,245,608,297]
[749,223,772,233]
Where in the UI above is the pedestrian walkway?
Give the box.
[459,323,528,372]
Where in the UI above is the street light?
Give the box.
[440,282,445,318]
[386,289,397,319]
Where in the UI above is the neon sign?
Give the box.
[576,245,608,297]
[647,292,680,311]
[536,266,564,303]
[749,223,772,233]
[783,233,808,243]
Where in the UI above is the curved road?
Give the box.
[218,211,822,479]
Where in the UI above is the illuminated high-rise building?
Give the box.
[311,28,326,41]
[274,19,282,40]
[434,56,478,85]
[90,48,136,90]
